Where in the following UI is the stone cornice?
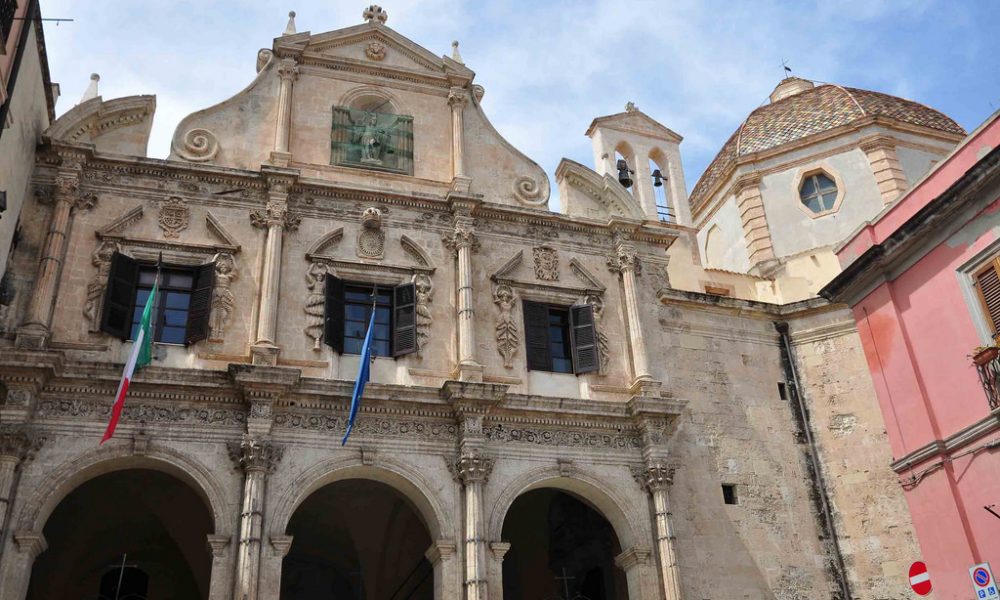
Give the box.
[891,407,1000,473]
[657,287,838,320]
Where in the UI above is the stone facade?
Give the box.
[0,6,933,600]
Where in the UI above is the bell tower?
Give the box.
[585,102,690,225]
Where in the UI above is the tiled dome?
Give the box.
[689,78,965,212]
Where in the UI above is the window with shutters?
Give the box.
[974,258,1000,337]
[323,275,417,358]
[522,300,599,375]
[100,252,215,346]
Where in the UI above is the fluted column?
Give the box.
[228,436,283,600]
[17,156,89,349]
[608,240,651,386]
[456,454,493,600]
[448,87,469,180]
[271,59,299,166]
[250,173,299,366]
[637,464,681,600]
[444,208,482,382]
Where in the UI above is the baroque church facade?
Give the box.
[0,6,969,600]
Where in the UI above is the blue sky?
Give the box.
[39,1,1000,205]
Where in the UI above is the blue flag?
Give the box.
[342,308,376,445]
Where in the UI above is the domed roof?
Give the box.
[689,78,965,212]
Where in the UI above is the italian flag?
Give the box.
[101,280,157,444]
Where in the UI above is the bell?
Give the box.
[652,169,664,187]
[617,159,633,189]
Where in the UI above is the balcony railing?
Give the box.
[974,348,1000,410]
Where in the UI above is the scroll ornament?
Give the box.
[175,128,220,162]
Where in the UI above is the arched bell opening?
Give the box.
[281,479,433,600]
[501,488,628,600]
[26,468,214,600]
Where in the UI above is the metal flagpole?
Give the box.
[114,553,127,600]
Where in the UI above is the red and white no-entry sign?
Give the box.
[909,561,932,595]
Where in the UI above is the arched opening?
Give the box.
[704,224,725,268]
[332,90,414,175]
[26,469,214,600]
[502,488,627,600]
[614,141,636,194]
[281,479,433,600]
[649,149,673,222]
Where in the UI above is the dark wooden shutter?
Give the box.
[976,262,1000,335]
[392,282,417,357]
[523,300,552,371]
[570,304,599,374]
[324,273,345,353]
[185,262,216,345]
[100,252,139,340]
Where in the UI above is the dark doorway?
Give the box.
[27,468,213,600]
[502,488,627,600]
[281,479,433,600]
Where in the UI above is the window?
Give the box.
[974,257,1000,337]
[100,252,215,345]
[323,274,417,357]
[777,381,788,400]
[0,0,17,48]
[522,300,599,375]
[722,484,738,505]
[799,171,838,213]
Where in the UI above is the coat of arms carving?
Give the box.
[533,246,559,281]
[159,197,190,238]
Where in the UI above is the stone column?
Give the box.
[271,59,299,166]
[228,436,283,600]
[456,454,493,600]
[860,134,908,204]
[637,464,681,600]
[443,206,482,382]
[608,240,652,387]
[448,87,469,186]
[487,542,510,600]
[0,426,43,541]
[614,547,654,600]
[0,530,47,600]
[206,534,232,600]
[426,539,457,600]
[250,171,299,366]
[17,156,88,349]
[731,172,775,269]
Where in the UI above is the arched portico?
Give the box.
[0,443,234,600]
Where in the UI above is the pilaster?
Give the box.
[448,86,470,186]
[731,172,775,268]
[270,58,300,166]
[607,235,654,388]
[860,134,909,204]
[443,199,483,382]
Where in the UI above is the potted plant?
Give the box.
[972,345,1000,366]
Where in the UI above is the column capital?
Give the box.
[613,546,652,570]
[859,133,897,153]
[276,58,299,82]
[448,86,469,108]
[0,424,45,463]
[425,539,457,565]
[13,530,47,559]
[250,200,300,231]
[454,453,494,485]
[632,462,675,493]
[228,435,284,474]
[730,170,763,197]
[269,534,294,558]
[606,244,641,275]
[489,541,512,562]
[442,220,480,256]
[206,534,232,559]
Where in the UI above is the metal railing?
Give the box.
[975,350,1000,410]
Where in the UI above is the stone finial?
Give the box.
[81,73,100,103]
[283,11,297,35]
[363,4,388,24]
[625,101,637,113]
[451,40,464,64]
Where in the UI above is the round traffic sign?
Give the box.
[909,561,932,596]
[974,567,991,587]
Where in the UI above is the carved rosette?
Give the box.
[414,274,433,357]
[632,463,675,493]
[455,454,494,485]
[0,424,45,462]
[365,40,386,61]
[227,435,283,474]
[357,207,385,259]
[532,246,559,281]
[493,284,518,368]
[304,262,329,350]
[210,253,237,341]
[158,197,190,238]
[84,240,120,332]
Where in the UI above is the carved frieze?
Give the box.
[493,284,518,368]
[34,399,247,427]
[210,253,237,341]
[84,240,120,332]
[158,197,190,238]
[484,424,641,449]
[272,411,458,440]
[532,246,559,281]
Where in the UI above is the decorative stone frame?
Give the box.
[956,236,1000,346]
[793,164,846,219]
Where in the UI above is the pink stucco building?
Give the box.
[823,110,1000,597]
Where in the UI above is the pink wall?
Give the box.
[837,113,1000,598]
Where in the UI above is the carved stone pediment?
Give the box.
[490,250,606,298]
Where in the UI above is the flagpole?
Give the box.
[114,553,127,600]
